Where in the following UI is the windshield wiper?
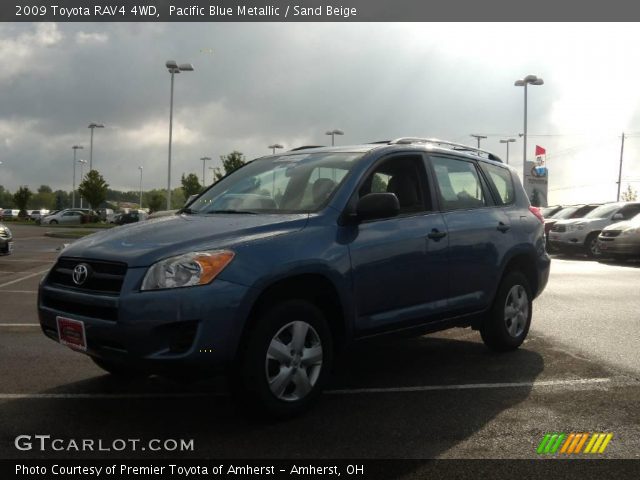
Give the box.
[207,209,258,215]
[179,207,197,214]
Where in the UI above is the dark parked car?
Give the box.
[38,138,550,416]
[113,210,148,225]
[0,222,13,254]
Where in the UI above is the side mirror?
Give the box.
[612,213,624,220]
[356,193,400,221]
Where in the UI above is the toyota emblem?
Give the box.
[72,264,90,286]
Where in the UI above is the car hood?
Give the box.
[602,220,636,231]
[60,213,309,267]
[554,217,607,227]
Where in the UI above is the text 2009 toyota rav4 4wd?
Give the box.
[39,138,550,416]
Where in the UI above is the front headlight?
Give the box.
[568,224,584,232]
[141,250,235,291]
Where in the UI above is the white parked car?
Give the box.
[30,209,50,221]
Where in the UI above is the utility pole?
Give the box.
[617,132,625,201]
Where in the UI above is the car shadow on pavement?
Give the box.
[0,333,545,466]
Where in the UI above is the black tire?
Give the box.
[50,220,58,225]
[232,300,333,418]
[91,357,148,379]
[585,232,601,258]
[481,271,532,352]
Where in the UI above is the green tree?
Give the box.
[78,170,109,210]
[181,173,202,200]
[53,190,70,210]
[214,151,246,181]
[147,191,165,213]
[0,186,14,208]
[29,184,55,210]
[621,184,638,201]
[530,189,541,207]
[13,186,32,217]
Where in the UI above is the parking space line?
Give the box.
[326,378,613,394]
[0,290,37,294]
[0,259,55,263]
[0,378,627,400]
[0,324,40,327]
[0,269,49,288]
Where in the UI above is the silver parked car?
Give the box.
[41,209,87,225]
[0,222,13,254]
[597,212,640,260]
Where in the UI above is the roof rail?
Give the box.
[288,145,326,151]
[389,137,503,163]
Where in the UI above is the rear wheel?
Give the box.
[481,271,532,352]
[232,300,333,418]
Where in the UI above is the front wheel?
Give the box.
[233,300,333,417]
[481,272,532,352]
[49,220,58,225]
[585,232,601,258]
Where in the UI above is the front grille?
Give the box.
[551,224,566,232]
[41,291,118,321]
[600,230,621,238]
[48,257,127,294]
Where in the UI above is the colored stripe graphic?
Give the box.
[538,433,613,455]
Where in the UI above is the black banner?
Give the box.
[3,459,640,480]
[4,0,640,22]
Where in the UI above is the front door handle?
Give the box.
[427,229,447,241]
[497,222,510,233]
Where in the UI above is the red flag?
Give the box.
[535,145,546,156]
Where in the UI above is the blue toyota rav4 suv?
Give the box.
[39,138,550,416]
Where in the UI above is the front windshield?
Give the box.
[551,206,580,219]
[187,152,363,214]
[583,203,621,219]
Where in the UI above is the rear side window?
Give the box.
[430,156,488,211]
[481,162,515,205]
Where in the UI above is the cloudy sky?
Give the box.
[1,22,640,204]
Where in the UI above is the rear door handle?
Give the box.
[497,222,510,233]
[427,229,447,241]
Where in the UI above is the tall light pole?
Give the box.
[166,60,195,210]
[268,143,283,154]
[514,74,544,180]
[77,159,87,208]
[138,166,144,208]
[200,156,211,186]
[499,138,517,165]
[325,129,344,146]
[470,134,487,148]
[87,123,104,171]
[72,145,83,208]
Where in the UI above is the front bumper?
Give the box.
[38,267,253,375]
[597,237,640,257]
[547,230,588,251]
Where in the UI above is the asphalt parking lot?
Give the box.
[0,224,639,460]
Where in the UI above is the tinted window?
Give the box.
[619,204,640,220]
[431,156,488,211]
[359,155,429,214]
[481,162,515,205]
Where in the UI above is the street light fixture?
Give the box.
[166,59,195,210]
[138,166,143,208]
[499,138,517,165]
[200,156,211,186]
[325,129,344,146]
[77,159,88,208]
[470,134,487,148]
[72,145,83,208]
[514,74,544,179]
[268,143,283,154]
[87,123,104,171]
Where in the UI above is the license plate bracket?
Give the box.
[56,316,87,351]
